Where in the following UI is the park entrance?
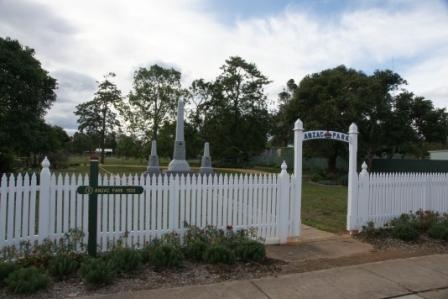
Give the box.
[292,119,359,235]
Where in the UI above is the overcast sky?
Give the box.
[1,0,447,134]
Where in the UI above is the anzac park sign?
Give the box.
[303,130,350,143]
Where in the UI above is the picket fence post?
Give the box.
[293,119,303,237]
[39,157,51,242]
[278,161,290,244]
[357,162,369,230]
[346,123,359,231]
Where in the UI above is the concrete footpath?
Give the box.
[83,254,448,299]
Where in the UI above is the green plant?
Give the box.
[48,253,79,281]
[415,210,439,232]
[428,223,448,241]
[203,245,235,265]
[80,258,114,286]
[234,240,266,262]
[361,221,389,239]
[17,229,85,268]
[183,239,208,262]
[147,244,184,269]
[108,247,142,273]
[387,213,420,241]
[5,267,49,294]
[391,223,419,241]
[19,239,56,267]
[0,261,19,286]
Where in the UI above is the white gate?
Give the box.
[292,119,359,234]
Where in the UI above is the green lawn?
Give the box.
[302,181,347,233]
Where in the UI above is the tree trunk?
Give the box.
[152,123,158,141]
[100,107,106,164]
[327,147,338,174]
[367,150,374,170]
[327,155,337,174]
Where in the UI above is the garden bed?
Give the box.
[0,259,282,299]
[354,210,448,253]
[0,225,282,298]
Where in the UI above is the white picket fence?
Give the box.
[349,163,448,230]
[0,158,297,252]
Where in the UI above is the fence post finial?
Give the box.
[41,156,50,169]
[349,123,358,134]
[280,161,287,174]
[361,161,368,174]
[294,118,303,131]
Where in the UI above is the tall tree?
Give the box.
[271,79,297,147]
[197,56,271,164]
[123,64,184,142]
[0,37,57,171]
[74,73,122,163]
[278,66,448,172]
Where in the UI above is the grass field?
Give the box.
[302,181,347,233]
[64,155,347,234]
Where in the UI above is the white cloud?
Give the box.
[0,0,447,132]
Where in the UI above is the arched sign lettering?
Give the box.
[303,130,349,143]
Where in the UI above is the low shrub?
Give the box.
[361,222,389,239]
[387,213,419,241]
[234,240,266,262]
[0,261,19,286]
[48,253,79,281]
[391,223,419,241]
[18,229,85,268]
[428,223,448,241]
[108,247,142,274]
[415,210,439,232]
[147,244,184,269]
[203,245,235,265]
[80,258,114,286]
[5,267,49,294]
[183,239,208,262]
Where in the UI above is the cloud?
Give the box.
[45,70,97,132]
[0,0,447,133]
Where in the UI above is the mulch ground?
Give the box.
[2,236,448,298]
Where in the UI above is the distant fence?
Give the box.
[348,163,448,230]
[0,159,298,252]
[371,159,448,173]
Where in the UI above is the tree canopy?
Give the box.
[193,56,271,164]
[272,65,448,171]
[123,64,184,142]
[74,73,122,163]
[0,37,58,171]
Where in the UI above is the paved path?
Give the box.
[82,254,448,299]
[267,225,374,263]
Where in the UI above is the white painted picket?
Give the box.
[0,159,294,252]
[350,163,448,230]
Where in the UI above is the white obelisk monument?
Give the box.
[145,140,160,175]
[167,98,191,173]
[200,142,213,174]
